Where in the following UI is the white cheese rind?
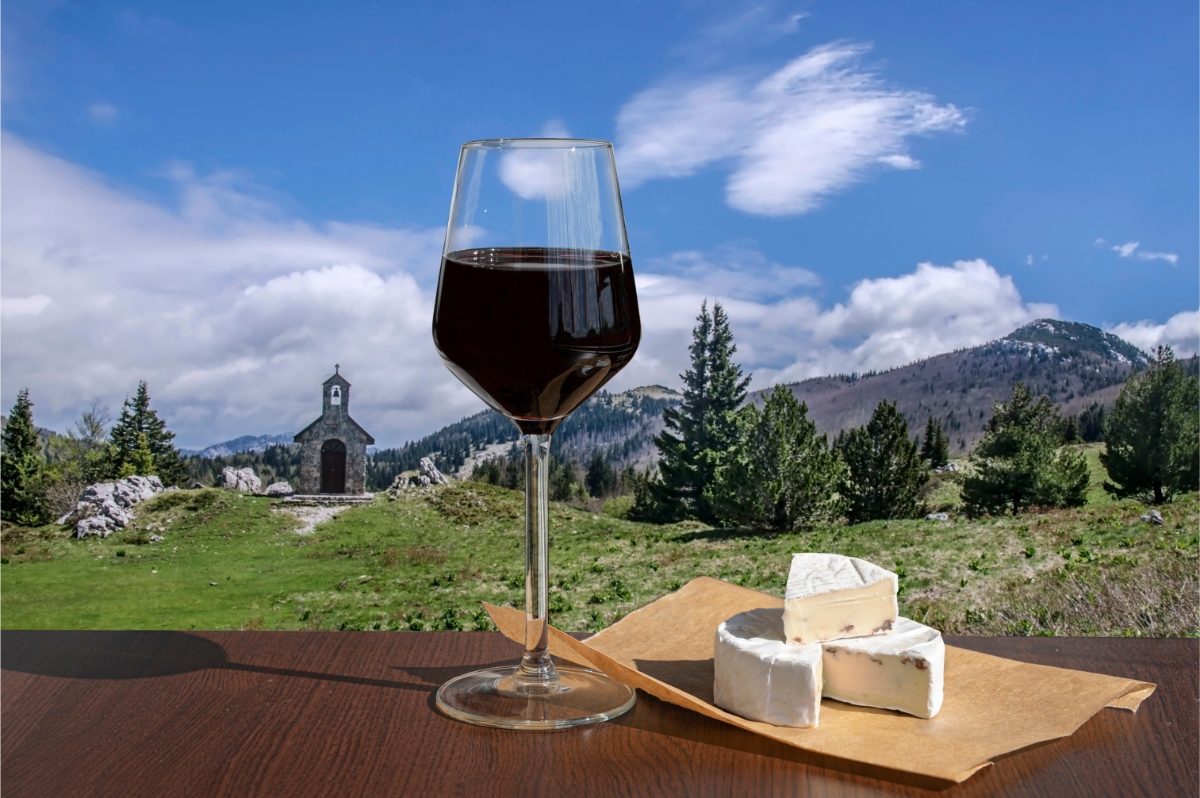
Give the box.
[783,553,899,644]
[821,616,945,718]
[713,608,822,728]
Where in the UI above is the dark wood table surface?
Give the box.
[2,631,1195,797]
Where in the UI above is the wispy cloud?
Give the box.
[88,101,118,125]
[1095,238,1179,265]
[616,41,967,216]
[673,2,809,64]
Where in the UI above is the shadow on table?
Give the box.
[622,656,956,793]
[0,630,500,693]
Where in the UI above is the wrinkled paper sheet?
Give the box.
[485,577,1155,787]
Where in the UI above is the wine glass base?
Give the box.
[436,665,636,730]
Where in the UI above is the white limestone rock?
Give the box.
[220,467,262,493]
[60,475,166,539]
[416,457,449,486]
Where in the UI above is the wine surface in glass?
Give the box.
[433,247,640,434]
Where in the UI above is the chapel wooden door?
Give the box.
[320,439,347,494]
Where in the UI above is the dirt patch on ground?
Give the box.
[274,505,351,535]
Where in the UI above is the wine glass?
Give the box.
[431,139,640,729]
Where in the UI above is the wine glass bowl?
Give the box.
[432,139,639,729]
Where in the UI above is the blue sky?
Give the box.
[2,1,1196,448]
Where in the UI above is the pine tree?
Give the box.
[962,383,1089,516]
[1,389,51,525]
[839,401,928,523]
[642,301,749,522]
[708,387,844,530]
[107,381,185,485]
[1077,402,1106,443]
[920,417,950,468]
[696,303,751,518]
[585,451,617,498]
[549,459,580,502]
[642,303,711,520]
[1102,346,1200,504]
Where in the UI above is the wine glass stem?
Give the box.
[517,432,559,689]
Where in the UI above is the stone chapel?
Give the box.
[294,366,374,494]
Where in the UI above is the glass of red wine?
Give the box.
[432,139,640,728]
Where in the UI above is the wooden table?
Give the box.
[2,632,1195,797]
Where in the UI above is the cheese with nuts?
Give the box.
[783,553,898,645]
[822,616,945,718]
[713,607,822,728]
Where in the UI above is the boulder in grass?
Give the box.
[220,467,262,494]
[264,481,295,497]
[59,475,166,539]
[386,457,451,498]
[925,512,950,522]
[416,457,449,487]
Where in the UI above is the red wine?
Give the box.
[433,247,640,434]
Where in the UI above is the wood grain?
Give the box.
[2,632,1195,797]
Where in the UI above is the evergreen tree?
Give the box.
[962,383,1089,516]
[119,433,157,478]
[643,301,749,522]
[585,451,617,498]
[1102,346,1199,504]
[107,381,186,485]
[549,459,580,502]
[838,401,928,523]
[708,387,844,531]
[1077,402,1106,443]
[1,389,51,525]
[920,417,950,468]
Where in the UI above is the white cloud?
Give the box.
[643,244,819,301]
[1108,310,1200,358]
[1,294,53,317]
[616,41,966,216]
[610,250,1059,393]
[809,259,1059,371]
[1105,239,1179,265]
[878,153,920,170]
[1136,250,1179,265]
[0,134,468,448]
[673,2,808,64]
[497,119,576,200]
[88,101,118,124]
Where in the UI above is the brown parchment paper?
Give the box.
[484,577,1155,787]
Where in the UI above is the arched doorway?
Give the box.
[320,439,347,494]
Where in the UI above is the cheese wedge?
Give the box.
[822,616,945,718]
[783,553,898,644]
[713,608,822,728]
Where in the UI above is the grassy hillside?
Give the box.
[2,482,1196,636]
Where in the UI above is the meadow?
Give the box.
[2,447,1196,637]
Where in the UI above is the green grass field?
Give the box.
[2,475,1196,636]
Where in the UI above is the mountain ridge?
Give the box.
[376,318,1155,473]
